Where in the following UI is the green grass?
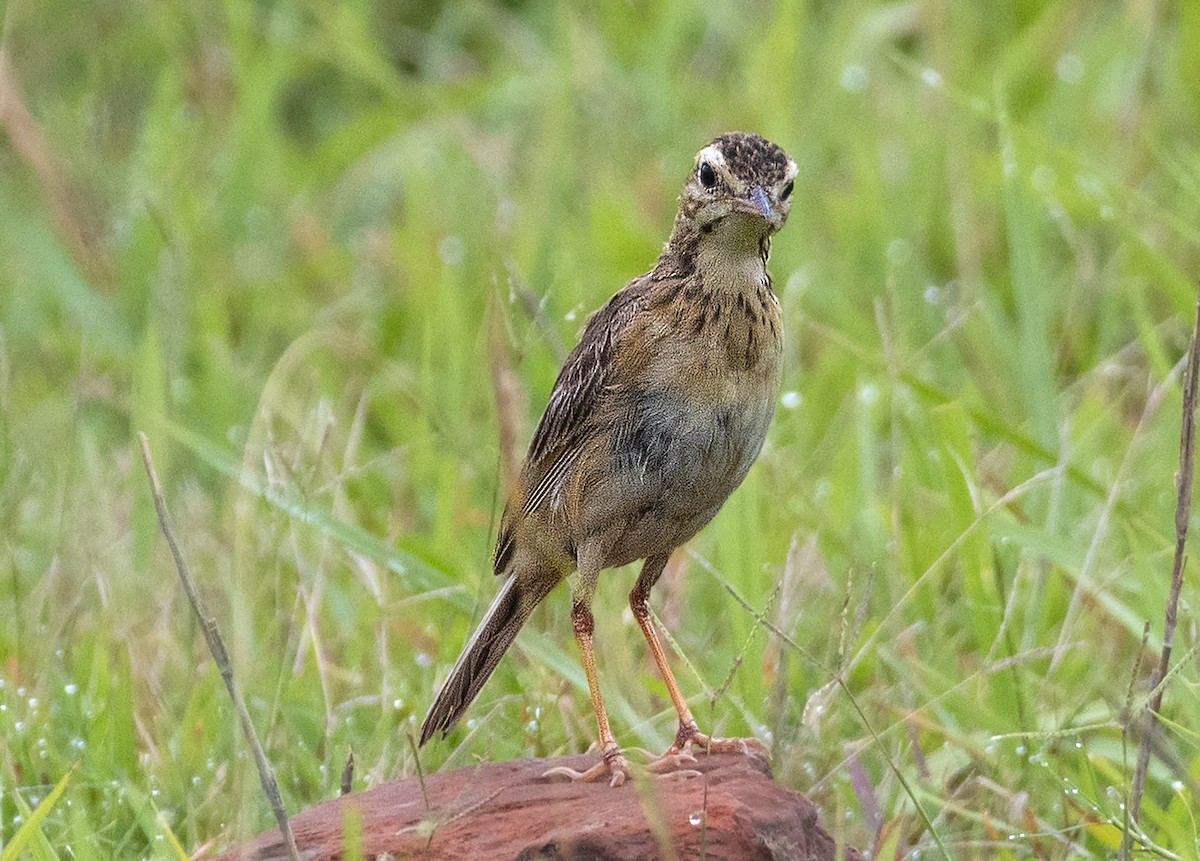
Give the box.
[2,1,1199,858]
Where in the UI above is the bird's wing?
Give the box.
[493,276,656,575]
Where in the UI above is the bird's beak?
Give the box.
[748,186,775,221]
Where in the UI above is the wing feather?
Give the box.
[492,276,656,574]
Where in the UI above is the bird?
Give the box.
[420,132,798,787]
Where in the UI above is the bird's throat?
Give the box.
[694,226,770,293]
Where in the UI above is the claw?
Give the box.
[542,747,632,787]
[628,747,697,766]
[541,726,767,787]
[655,768,704,781]
[660,721,770,762]
[644,752,700,773]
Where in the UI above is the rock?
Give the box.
[214,752,859,860]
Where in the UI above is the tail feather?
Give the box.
[419,571,557,745]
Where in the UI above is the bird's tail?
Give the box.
[419,569,558,745]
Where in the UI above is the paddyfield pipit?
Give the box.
[421,132,798,787]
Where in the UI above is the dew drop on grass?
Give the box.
[193,776,201,786]
[393,698,403,710]
[921,68,943,88]
[780,390,801,409]
[688,811,703,826]
[64,683,78,695]
[416,652,433,668]
[1056,54,1083,83]
[496,199,517,233]
[782,269,810,303]
[840,65,868,93]
[1031,164,1055,193]
[1075,174,1103,199]
[438,235,464,267]
[1001,141,1018,180]
[886,238,911,266]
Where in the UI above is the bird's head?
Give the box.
[677,132,798,238]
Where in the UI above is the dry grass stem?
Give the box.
[137,432,302,861]
[1125,293,1200,850]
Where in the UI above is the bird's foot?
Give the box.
[657,720,770,762]
[625,747,703,780]
[542,741,633,788]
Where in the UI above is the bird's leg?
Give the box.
[629,555,769,765]
[542,567,632,787]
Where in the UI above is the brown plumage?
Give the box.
[420,132,798,786]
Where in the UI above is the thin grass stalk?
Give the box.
[1125,293,1200,852]
[138,433,301,861]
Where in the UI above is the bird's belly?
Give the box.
[589,384,776,566]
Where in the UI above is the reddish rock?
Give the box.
[214,752,858,860]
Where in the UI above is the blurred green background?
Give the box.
[2,0,1199,857]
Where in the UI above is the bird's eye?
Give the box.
[698,162,717,189]
[781,179,794,200]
